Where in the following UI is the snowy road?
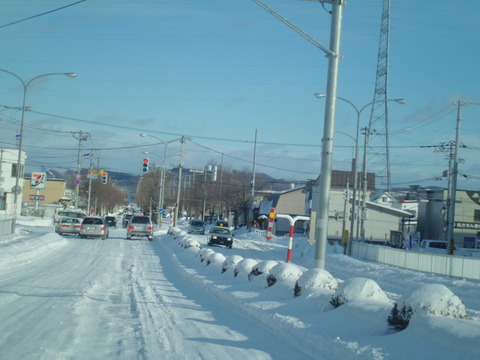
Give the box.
[0,223,314,360]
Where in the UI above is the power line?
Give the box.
[0,0,87,29]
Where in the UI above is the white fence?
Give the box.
[0,218,13,236]
[351,242,480,281]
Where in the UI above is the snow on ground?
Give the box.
[0,216,479,360]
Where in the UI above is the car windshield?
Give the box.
[57,211,86,219]
[211,228,231,235]
[132,217,150,224]
[61,218,80,224]
[191,221,203,226]
[83,218,103,225]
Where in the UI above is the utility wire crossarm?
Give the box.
[251,0,335,57]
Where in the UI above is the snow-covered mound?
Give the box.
[294,268,339,297]
[221,255,243,273]
[331,277,391,308]
[403,283,468,318]
[266,262,304,287]
[234,258,259,279]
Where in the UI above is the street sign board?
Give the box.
[74,179,81,185]
[30,172,47,189]
[29,194,45,201]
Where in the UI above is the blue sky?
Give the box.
[0,0,479,190]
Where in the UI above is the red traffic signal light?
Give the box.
[102,172,108,184]
[143,158,149,173]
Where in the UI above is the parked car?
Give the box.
[127,215,154,241]
[79,216,109,240]
[208,226,234,248]
[122,214,133,228]
[189,219,205,234]
[105,216,117,227]
[55,217,82,235]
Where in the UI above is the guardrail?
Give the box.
[351,241,480,281]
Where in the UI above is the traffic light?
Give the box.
[143,158,149,173]
[102,172,108,184]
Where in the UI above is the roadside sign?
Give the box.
[31,172,47,189]
[29,195,45,201]
[74,179,81,185]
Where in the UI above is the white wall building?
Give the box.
[0,147,26,218]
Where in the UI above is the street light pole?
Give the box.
[140,134,183,223]
[0,69,77,228]
[174,136,186,227]
[315,94,406,253]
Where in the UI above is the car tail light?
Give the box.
[128,226,134,230]
[61,224,69,228]
[79,225,84,229]
[75,225,82,229]
[101,226,105,230]
[148,226,154,231]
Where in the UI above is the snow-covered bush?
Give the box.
[406,283,467,318]
[329,277,390,308]
[207,252,226,267]
[180,238,201,249]
[248,260,278,281]
[265,262,304,288]
[198,248,215,263]
[294,268,339,297]
[221,255,243,273]
[234,259,259,279]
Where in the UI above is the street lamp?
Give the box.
[0,69,77,227]
[139,134,184,224]
[314,93,405,254]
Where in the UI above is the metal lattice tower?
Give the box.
[367,0,392,190]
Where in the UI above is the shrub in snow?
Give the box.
[198,248,215,263]
[234,259,259,278]
[207,252,226,267]
[408,284,467,318]
[248,260,278,281]
[221,255,243,273]
[329,277,390,308]
[387,303,413,331]
[265,262,304,288]
[294,268,339,297]
[180,239,201,249]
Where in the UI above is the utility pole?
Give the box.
[445,101,463,245]
[248,129,258,231]
[72,131,90,209]
[251,0,346,268]
[342,177,349,255]
[173,136,186,227]
[87,151,94,215]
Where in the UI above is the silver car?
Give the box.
[79,216,109,240]
[55,217,82,235]
[127,215,154,241]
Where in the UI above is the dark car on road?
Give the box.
[208,226,234,249]
[189,219,205,234]
[122,214,133,228]
[127,215,154,241]
[105,216,117,227]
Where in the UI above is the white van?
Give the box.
[418,240,448,254]
[53,209,87,224]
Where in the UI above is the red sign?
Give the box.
[29,195,45,201]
